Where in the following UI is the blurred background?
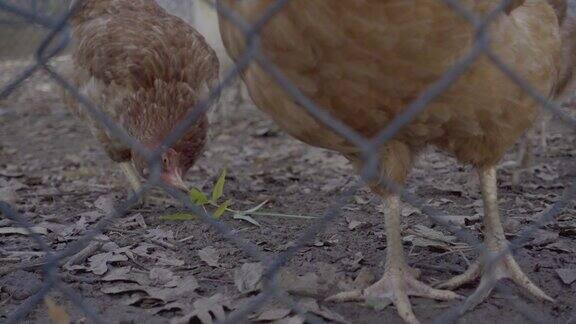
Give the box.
[0,0,232,71]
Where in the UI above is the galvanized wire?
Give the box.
[0,0,574,323]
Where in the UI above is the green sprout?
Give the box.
[161,169,316,226]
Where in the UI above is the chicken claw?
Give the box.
[437,248,553,312]
[438,167,553,312]
[328,266,461,324]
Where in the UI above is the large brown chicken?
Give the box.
[61,0,219,192]
[218,1,561,323]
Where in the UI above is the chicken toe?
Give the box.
[438,249,553,313]
[436,260,482,290]
[328,265,461,324]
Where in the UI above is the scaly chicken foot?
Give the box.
[438,253,552,312]
[327,266,461,324]
[119,162,146,205]
[327,194,461,324]
[438,167,553,310]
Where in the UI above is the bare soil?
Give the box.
[1,58,575,324]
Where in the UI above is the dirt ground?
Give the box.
[1,57,576,324]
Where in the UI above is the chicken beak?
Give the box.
[162,169,188,192]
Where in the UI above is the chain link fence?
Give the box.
[0,0,575,323]
[0,0,66,24]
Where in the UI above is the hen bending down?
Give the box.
[61,0,219,193]
[218,1,561,323]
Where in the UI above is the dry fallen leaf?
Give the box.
[234,262,263,294]
[347,218,368,231]
[148,301,189,315]
[255,307,292,322]
[172,293,232,324]
[120,213,147,229]
[545,241,576,253]
[87,252,128,275]
[529,230,559,246]
[394,203,420,217]
[198,246,220,268]
[315,262,340,288]
[534,165,559,182]
[149,268,175,287]
[101,276,198,304]
[353,195,370,205]
[557,219,576,236]
[298,298,350,324]
[278,269,321,296]
[102,266,147,284]
[101,282,147,295]
[145,228,176,243]
[2,179,27,191]
[411,225,457,244]
[352,267,375,290]
[431,180,465,196]
[146,277,199,302]
[94,194,116,214]
[58,212,103,239]
[433,214,481,227]
[0,164,24,178]
[301,150,350,171]
[37,221,69,234]
[0,226,48,236]
[556,268,576,285]
[341,252,364,272]
[404,225,465,251]
[131,242,185,267]
[0,187,18,206]
[272,315,305,324]
[64,241,104,270]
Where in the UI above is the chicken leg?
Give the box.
[502,115,550,187]
[437,167,553,310]
[119,162,143,193]
[327,194,461,324]
[501,134,533,186]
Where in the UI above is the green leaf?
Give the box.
[241,200,268,214]
[160,212,196,221]
[211,169,227,203]
[249,212,317,220]
[189,187,209,205]
[213,200,231,219]
[232,212,261,227]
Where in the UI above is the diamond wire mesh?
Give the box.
[0,0,575,323]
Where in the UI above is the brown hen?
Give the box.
[550,0,576,99]
[506,0,576,184]
[218,1,561,323]
[61,0,219,193]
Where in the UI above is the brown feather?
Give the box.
[506,0,527,14]
[219,0,561,183]
[550,0,576,100]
